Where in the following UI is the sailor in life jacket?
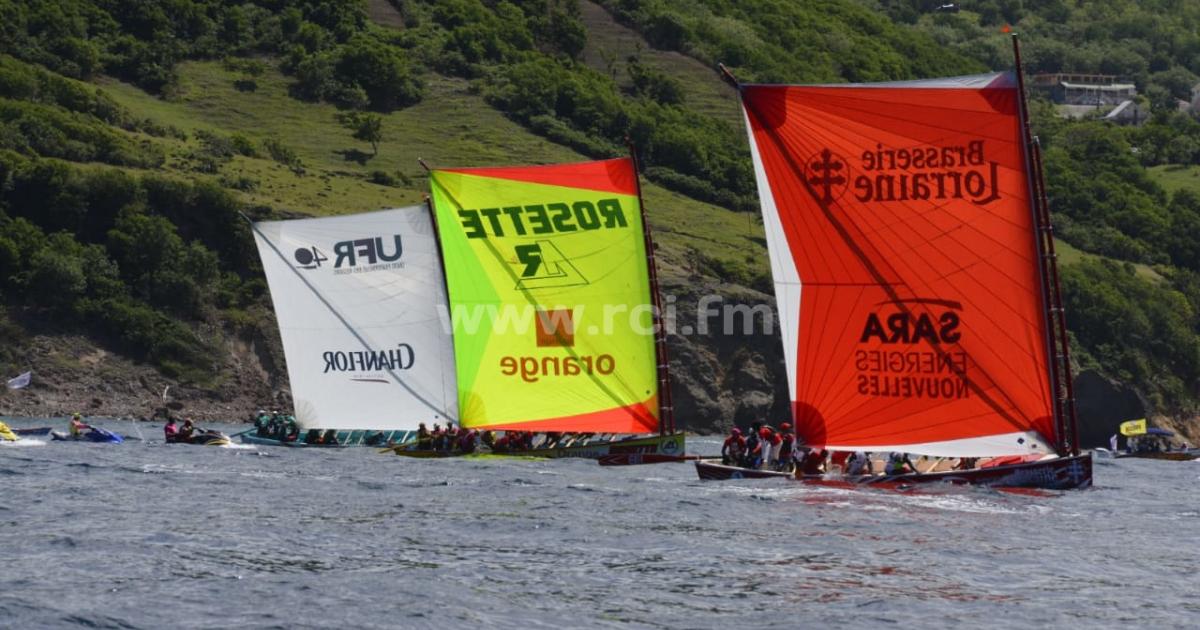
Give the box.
[69,413,89,437]
[844,451,871,476]
[885,452,915,476]
[721,428,746,465]
[776,423,795,471]
[757,426,775,468]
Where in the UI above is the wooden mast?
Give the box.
[627,142,676,435]
[1012,35,1080,456]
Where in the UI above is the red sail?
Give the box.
[742,74,1057,457]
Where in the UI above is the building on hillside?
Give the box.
[1032,73,1136,106]
[1032,73,1140,123]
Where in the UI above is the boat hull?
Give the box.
[696,454,1093,490]
[505,433,685,459]
[14,427,52,437]
[236,429,413,448]
[694,461,794,480]
[598,453,701,466]
[391,433,686,460]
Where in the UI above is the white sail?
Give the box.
[252,206,457,431]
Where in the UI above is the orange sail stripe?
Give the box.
[439,158,638,196]
[743,75,1057,454]
[479,395,658,434]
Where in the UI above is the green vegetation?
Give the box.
[0,0,1198,415]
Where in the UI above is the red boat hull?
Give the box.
[695,454,1093,490]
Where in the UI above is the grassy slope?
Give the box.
[1147,164,1200,197]
[1055,238,1163,282]
[95,58,764,284]
[577,0,744,131]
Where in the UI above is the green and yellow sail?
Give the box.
[430,158,659,433]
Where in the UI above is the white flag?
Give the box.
[6,371,31,390]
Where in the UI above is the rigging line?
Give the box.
[743,94,1032,433]
[244,214,458,423]
[429,168,651,425]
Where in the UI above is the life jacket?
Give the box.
[164,423,179,441]
[779,433,794,455]
[724,436,746,457]
[886,453,907,475]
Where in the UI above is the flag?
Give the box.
[5,371,31,390]
[1119,418,1147,437]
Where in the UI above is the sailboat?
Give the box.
[697,38,1092,489]
[388,156,683,459]
[239,206,459,446]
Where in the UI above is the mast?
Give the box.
[628,142,676,435]
[1012,35,1079,456]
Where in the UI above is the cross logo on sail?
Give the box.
[806,148,849,203]
[512,240,588,290]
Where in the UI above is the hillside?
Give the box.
[0,0,1197,442]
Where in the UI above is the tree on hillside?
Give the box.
[337,112,383,156]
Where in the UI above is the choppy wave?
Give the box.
[0,424,1196,628]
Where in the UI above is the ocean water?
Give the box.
[1,418,1197,629]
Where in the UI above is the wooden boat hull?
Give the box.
[505,433,685,459]
[235,429,411,448]
[390,433,686,460]
[854,453,1092,490]
[696,454,1093,490]
[694,461,794,480]
[598,453,702,466]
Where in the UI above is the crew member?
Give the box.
[801,448,827,476]
[721,428,746,466]
[69,413,90,438]
[178,419,195,442]
[776,423,795,471]
[744,425,762,469]
[254,410,270,437]
[885,452,915,475]
[845,451,871,476]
